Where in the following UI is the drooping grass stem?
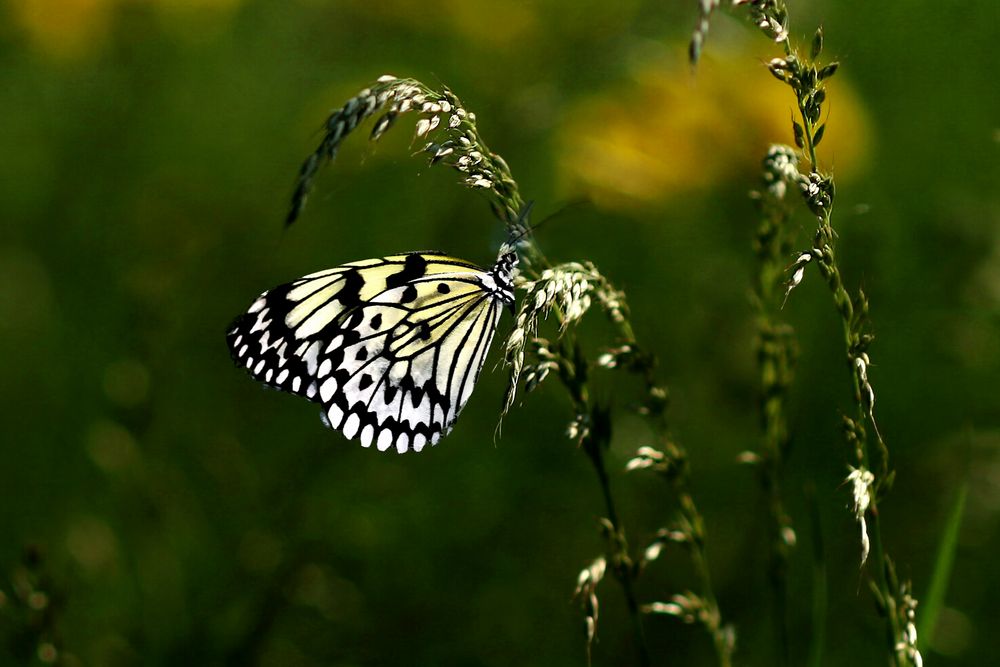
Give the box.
[584,427,652,667]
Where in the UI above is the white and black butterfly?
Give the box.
[227,246,518,453]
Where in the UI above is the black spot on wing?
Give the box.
[410,386,425,408]
[424,379,448,412]
[355,347,368,361]
[386,253,428,289]
[333,367,353,389]
[338,269,364,306]
[437,283,451,294]
[344,309,364,330]
[370,313,383,329]
[328,345,345,371]
[401,285,418,303]
[359,374,373,390]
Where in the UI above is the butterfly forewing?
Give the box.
[227,251,513,453]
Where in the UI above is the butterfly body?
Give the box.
[227,247,517,453]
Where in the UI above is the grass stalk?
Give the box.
[750,144,801,664]
[610,321,733,666]
[917,481,967,651]
[727,2,921,664]
[584,425,652,667]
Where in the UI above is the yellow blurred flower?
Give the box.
[8,0,116,58]
[8,0,240,59]
[341,0,539,48]
[556,45,872,209]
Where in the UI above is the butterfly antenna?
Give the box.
[507,201,536,244]
[507,197,592,247]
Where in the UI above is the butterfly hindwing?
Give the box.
[227,251,512,452]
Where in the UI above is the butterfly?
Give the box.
[227,245,518,453]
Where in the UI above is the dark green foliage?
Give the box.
[0,1,996,666]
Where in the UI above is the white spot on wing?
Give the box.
[360,424,374,448]
[325,335,344,353]
[276,369,289,384]
[413,433,427,452]
[250,309,270,333]
[388,361,408,384]
[371,380,403,426]
[377,429,393,451]
[343,413,361,439]
[406,392,431,429]
[408,349,435,386]
[396,432,410,454]
[320,378,338,402]
[303,342,321,374]
[328,404,344,428]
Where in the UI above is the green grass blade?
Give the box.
[917,481,968,650]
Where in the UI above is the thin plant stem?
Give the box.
[585,433,652,667]
[729,2,920,663]
[559,337,652,667]
[609,322,733,667]
[751,147,800,665]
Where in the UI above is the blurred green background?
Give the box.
[1,1,997,665]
